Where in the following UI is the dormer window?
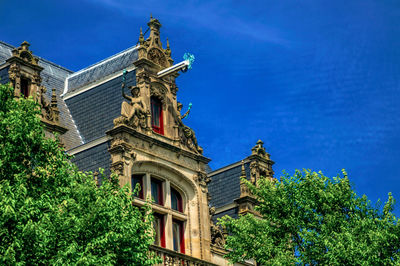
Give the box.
[151,96,163,135]
[20,77,30,97]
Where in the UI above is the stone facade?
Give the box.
[0,17,275,266]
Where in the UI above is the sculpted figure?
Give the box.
[39,86,54,121]
[176,102,203,154]
[120,86,148,128]
[209,207,225,248]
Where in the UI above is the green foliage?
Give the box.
[219,169,400,265]
[0,83,159,265]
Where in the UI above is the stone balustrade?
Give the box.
[150,245,218,266]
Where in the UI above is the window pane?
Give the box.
[21,78,29,97]
[154,214,165,248]
[151,179,163,205]
[153,216,160,246]
[171,188,182,212]
[132,175,144,199]
[151,97,163,134]
[171,192,178,211]
[151,101,160,127]
[173,220,184,253]
[173,222,180,252]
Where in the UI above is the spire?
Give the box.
[240,160,246,179]
[165,37,171,56]
[147,15,162,48]
[139,27,144,44]
[239,160,249,197]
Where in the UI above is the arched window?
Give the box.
[131,163,193,254]
[151,96,163,135]
[171,187,183,212]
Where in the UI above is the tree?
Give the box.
[0,83,159,265]
[219,169,400,265]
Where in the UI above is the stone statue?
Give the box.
[39,86,55,122]
[209,207,225,248]
[119,85,148,129]
[176,102,203,154]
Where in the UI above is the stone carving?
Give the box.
[39,86,59,123]
[249,160,259,185]
[148,48,167,67]
[110,161,124,176]
[114,85,149,130]
[209,207,225,249]
[8,64,20,81]
[195,171,210,193]
[150,83,167,107]
[251,139,270,159]
[175,102,203,154]
[10,41,39,66]
[109,135,136,176]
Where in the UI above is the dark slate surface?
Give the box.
[67,46,138,93]
[65,70,135,143]
[208,162,251,208]
[0,41,13,63]
[212,207,238,223]
[0,66,9,84]
[71,141,111,177]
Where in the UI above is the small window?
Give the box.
[151,178,163,205]
[173,220,185,253]
[151,96,163,135]
[171,187,183,212]
[20,77,29,97]
[132,174,144,199]
[153,213,166,248]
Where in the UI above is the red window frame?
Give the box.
[153,213,166,248]
[173,220,185,253]
[171,187,183,212]
[151,96,164,135]
[151,178,163,205]
[132,174,144,199]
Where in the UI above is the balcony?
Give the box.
[150,245,218,266]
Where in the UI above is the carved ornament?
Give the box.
[150,82,167,108]
[209,207,226,249]
[147,48,167,68]
[195,171,210,193]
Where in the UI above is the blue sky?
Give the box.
[1,0,399,215]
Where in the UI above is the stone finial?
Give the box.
[239,160,249,197]
[147,15,162,48]
[139,27,144,45]
[240,160,246,179]
[165,38,171,56]
[21,41,30,50]
[251,139,270,159]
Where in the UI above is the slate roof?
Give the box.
[65,70,136,143]
[71,141,111,178]
[0,41,82,150]
[65,46,138,95]
[208,161,251,209]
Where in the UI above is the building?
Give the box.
[0,17,274,265]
